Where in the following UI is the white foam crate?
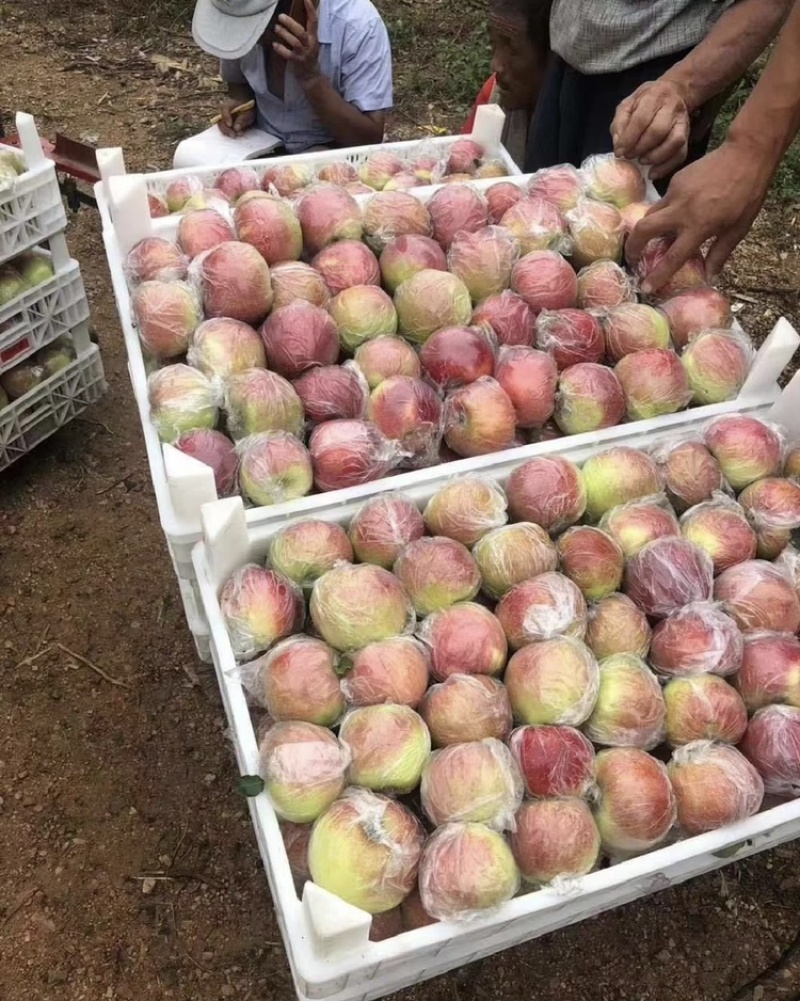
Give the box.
[192,384,800,1001]
[0,324,106,471]
[0,232,90,374]
[0,113,67,267]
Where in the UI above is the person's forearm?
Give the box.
[662,0,792,112]
[227,80,255,104]
[301,75,383,146]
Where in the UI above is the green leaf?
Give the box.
[239,775,265,798]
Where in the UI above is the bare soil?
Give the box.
[1,4,799,1001]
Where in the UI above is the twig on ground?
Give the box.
[56,642,130,688]
[1,886,41,926]
[728,924,800,1000]
[96,471,134,495]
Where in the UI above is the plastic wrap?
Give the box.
[237,431,313,506]
[664,675,747,747]
[416,602,508,681]
[472,523,558,600]
[261,162,314,197]
[472,290,537,348]
[738,631,800,713]
[308,788,425,914]
[309,418,406,492]
[384,171,424,192]
[554,362,626,436]
[651,438,725,513]
[400,885,439,929]
[624,536,713,619]
[486,181,525,224]
[132,280,200,359]
[668,741,764,835]
[509,249,578,316]
[220,563,305,660]
[630,236,706,301]
[187,317,266,379]
[339,704,431,795]
[165,174,204,212]
[526,163,587,212]
[310,561,415,652]
[190,241,273,325]
[584,653,666,749]
[394,269,472,344]
[420,675,512,747]
[506,455,587,534]
[585,592,652,661]
[494,345,558,428]
[177,207,236,259]
[174,427,239,497]
[784,447,800,480]
[419,822,520,922]
[125,236,189,284]
[223,368,304,440]
[714,559,800,634]
[446,138,484,174]
[422,476,507,547]
[148,192,169,217]
[739,476,800,533]
[362,190,433,253]
[293,362,369,424]
[419,324,496,391]
[147,364,219,443]
[679,493,757,573]
[231,193,302,266]
[535,308,605,370]
[704,415,784,491]
[593,747,677,855]
[580,153,646,208]
[443,377,517,458]
[504,635,599,725]
[348,492,425,569]
[259,300,339,379]
[359,150,407,189]
[339,636,431,709]
[616,347,692,421]
[295,183,363,254]
[659,287,733,350]
[602,303,672,362]
[270,260,331,310]
[581,446,663,522]
[367,375,443,467]
[311,239,380,296]
[649,600,743,677]
[682,328,755,405]
[181,188,232,215]
[557,526,624,601]
[420,738,523,830]
[330,285,398,353]
[280,820,312,888]
[510,799,600,886]
[393,536,481,617]
[379,234,447,296]
[599,494,679,559]
[509,724,595,798]
[740,704,800,796]
[576,260,636,310]
[213,165,260,202]
[447,226,518,302]
[500,196,570,256]
[427,185,489,250]
[565,198,625,268]
[268,518,353,589]
[314,161,358,186]
[0,262,26,306]
[0,360,44,400]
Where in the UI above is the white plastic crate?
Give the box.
[0,232,90,374]
[192,384,800,1001]
[0,113,67,267]
[0,324,106,471]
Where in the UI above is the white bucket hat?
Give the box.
[193,0,280,60]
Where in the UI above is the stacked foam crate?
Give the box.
[0,113,106,471]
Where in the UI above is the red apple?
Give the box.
[509,724,595,797]
[511,250,578,313]
[584,654,666,750]
[554,362,626,435]
[417,601,508,681]
[714,560,800,633]
[668,742,764,835]
[740,705,800,796]
[259,301,339,378]
[497,572,588,649]
[649,601,743,677]
[472,291,537,347]
[420,675,512,746]
[504,636,599,724]
[510,799,600,885]
[624,537,714,619]
[600,496,680,559]
[585,593,652,661]
[251,635,344,726]
[501,196,568,254]
[472,523,559,599]
[339,636,430,709]
[394,537,481,616]
[354,335,422,389]
[423,476,507,547]
[664,675,748,746]
[293,362,368,423]
[576,260,636,309]
[593,747,676,854]
[506,455,587,534]
[348,492,425,568]
[443,377,517,457]
[659,287,733,350]
[311,239,380,296]
[419,324,496,390]
[615,348,692,420]
[309,419,404,492]
[220,563,304,660]
[494,345,558,428]
[704,415,783,490]
[653,439,725,513]
[536,308,605,370]
[737,631,800,712]
[680,497,757,574]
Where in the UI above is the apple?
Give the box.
[259,300,339,378]
[740,705,800,796]
[421,675,512,747]
[174,428,239,497]
[220,563,304,659]
[581,446,663,522]
[739,476,800,533]
[192,241,273,325]
[261,162,313,196]
[214,165,259,202]
[270,260,331,309]
[585,593,652,661]
[394,269,473,345]
[737,631,800,712]
[557,526,624,601]
[295,183,363,254]
[501,196,568,254]
[252,635,345,726]
[419,324,496,390]
[504,635,599,724]
[368,375,443,467]
[132,280,200,359]
[423,477,508,547]
[584,654,666,749]
[428,184,488,249]
[472,522,558,600]
[443,377,517,457]
[394,537,481,617]
[188,317,266,379]
[566,198,625,268]
[330,285,398,354]
[379,234,447,295]
[259,721,349,823]
[238,431,313,507]
[535,308,605,370]
[311,239,380,296]
[147,365,218,443]
[497,572,588,649]
[615,348,692,420]
[293,362,369,424]
[714,559,800,633]
[126,236,188,283]
[348,493,425,568]
[664,675,748,746]
[354,335,422,389]
[362,190,433,253]
[309,419,404,491]
[602,304,672,362]
[472,290,537,347]
[581,153,646,208]
[494,345,558,428]
[632,236,706,301]
[680,496,757,573]
[486,181,525,223]
[165,174,204,212]
[447,225,518,302]
[576,260,636,309]
[704,415,783,490]
[310,562,413,651]
[509,724,595,798]
[506,455,587,534]
[268,518,353,589]
[447,138,484,173]
[554,362,626,435]
[417,601,508,681]
[668,742,764,835]
[234,192,302,264]
[593,747,676,855]
[223,368,304,440]
[527,163,586,211]
[359,151,405,190]
[600,496,680,559]
[682,328,754,405]
[339,704,431,795]
[659,287,733,350]
[653,439,725,513]
[510,799,601,885]
[339,636,430,708]
[624,537,714,619]
[649,601,743,677]
[510,250,578,313]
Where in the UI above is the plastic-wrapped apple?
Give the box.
[500,196,569,254]
[354,335,421,389]
[653,439,725,513]
[362,190,433,253]
[682,328,753,405]
[295,183,362,254]
[659,287,733,350]
[566,198,625,268]
[394,537,481,616]
[494,345,558,428]
[147,364,218,443]
[715,559,800,633]
[191,241,273,324]
[125,237,188,283]
[536,308,605,370]
[261,162,314,196]
[379,234,447,294]
[316,161,359,185]
[506,455,587,534]
[704,415,783,490]
[133,280,200,358]
[668,742,764,835]
[165,174,204,212]
[664,675,747,747]
[339,636,431,709]
[383,171,423,191]
[497,572,588,649]
[311,239,380,296]
[330,285,398,353]
[423,477,507,547]
[554,362,626,435]
[616,347,692,420]
[504,635,599,724]
[214,165,259,201]
[527,163,586,211]
[394,269,472,344]
[223,368,304,440]
[737,632,800,712]
[619,201,650,232]
[632,236,706,300]
[473,523,558,599]
[359,150,406,189]
[624,537,713,619]
[260,721,348,823]
[220,563,304,659]
[509,724,595,798]
[600,495,680,559]
[419,822,520,921]
[581,446,662,522]
[581,153,646,208]
[557,526,624,601]
[309,419,405,492]
[584,654,666,749]
[421,738,523,830]
[603,303,672,362]
[443,377,517,458]
[740,704,800,796]
[310,562,413,652]
[187,317,266,380]
[348,493,425,568]
[586,593,652,661]
[576,260,636,310]
[417,602,507,681]
[428,185,488,249]
[740,476,800,534]
[237,431,313,506]
[174,428,239,497]
[339,704,430,794]
[784,447,800,480]
[181,188,231,214]
[447,226,518,302]
[593,747,676,855]
[679,495,757,573]
[233,192,302,264]
[421,675,512,747]
[473,290,537,347]
[148,192,169,217]
[447,138,484,173]
[309,789,425,913]
[368,375,443,467]
[755,525,793,561]
[510,249,578,314]
[419,324,496,390]
[511,799,600,885]
[649,601,743,678]
[486,181,525,223]
[248,635,344,725]
[293,362,368,424]
[270,260,331,309]
[268,519,353,589]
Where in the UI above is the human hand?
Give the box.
[273,0,321,84]
[218,95,255,137]
[612,80,691,179]
[626,137,773,293]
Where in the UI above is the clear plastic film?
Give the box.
[269,260,331,310]
[355,334,422,387]
[233,192,303,266]
[309,418,407,492]
[580,446,663,522]
[177,207,236,260]
[358,150,408,190]
[616,347,692,421]
[585,592,652,661]
[739,475,800,532]
[714,558,800,634]
[259,300,339,379]
[554,362,626,436]
[579,153,647,208]
[220,562,305,660]
[496,571,588,648]
[394,269,473,344]
[443,376,517,458]
[593,747,677,856]
[180,188,232,216]
[294,362,370,425]
[663,674,748,747]
[526,163,587,212]
[509,724,596,798]
[132,280,201,359]
[576,260,636,310]
[473,522,558,600]
[624,536,714,619]
[501,196,571,256]
[668,741,764,835]
[339,704,431,795]
[510,798,601,886]
[630,235,706,302]
[223,369,305,441]
[535,308,605,370]
[187,317,266,380]
[0,360,44,401]
[379,234,447,296]
[584,653,666,750]
[682,327,755,405]
[422,476,507,547]
[504,635,599,726]
[704,414,785,491]
[495,344,558,428]
[311,239,380,296]
[189,241,273,325]
[557,525,625,601]
[486,181,525,224]
[447,225,519,302]
[236,431,313,507]
[599,492,680,559]
[775,545,800,603]
[393,536,481,617]
[347,492,425,569]
[740,704,800,797]
[472,290,537,347]
[737,630,800,713]
[565,197,625,268]
[163,174,204,213]
[125,237,189,284]
[649,600,743,677]
[365,373,440,470]
[314,161,358,186]
[147,363,219,443]
[330,285,398,354]
[261,162,314,198]
[602,303,672,362]
[362,190,433,253]
[280,820,313,889]
[416,601,508,681]
[659,287,733,350]
[508,457,586,537]
[174,427,239,497]
[214,165,260,203]
[268,518,353,589]
[679,491,757,573]
[427,184,489,250]
[419,323,497,391]
[651,437,725,513]
[446,138,486,175]
[420,675,512,747]
[295,183,363,254]
[339,635,431,709]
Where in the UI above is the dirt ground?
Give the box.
[1,4,800,1001]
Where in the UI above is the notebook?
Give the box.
[173,125,282,169]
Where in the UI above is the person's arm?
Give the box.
[626,0,800,293]
[273,0,389,147]
[612,0,793,178]
[218,60,256,136]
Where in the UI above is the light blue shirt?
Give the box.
[221,0,393,153]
